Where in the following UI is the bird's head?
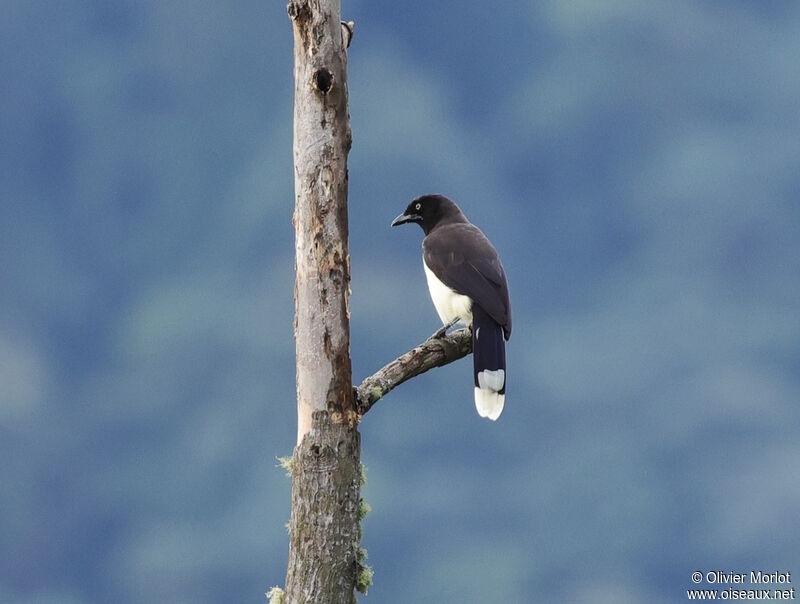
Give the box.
[391,194,466,235]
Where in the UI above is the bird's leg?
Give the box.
[430,316,460,340]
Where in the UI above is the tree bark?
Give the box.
[285,0,360,602]
[290,0,354,445]
[284,411,361,604]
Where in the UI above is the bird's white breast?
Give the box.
[423,261,473,326]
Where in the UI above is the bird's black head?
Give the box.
[391,194,467,235]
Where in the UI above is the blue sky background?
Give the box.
[2,1,800,602]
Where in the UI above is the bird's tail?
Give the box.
[472,305,506,420]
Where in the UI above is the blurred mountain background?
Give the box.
[2,1,799,602]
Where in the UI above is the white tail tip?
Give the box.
[474,387,505,421]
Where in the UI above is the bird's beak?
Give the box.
[391,212,421,227]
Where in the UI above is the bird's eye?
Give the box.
[415,203,421,211]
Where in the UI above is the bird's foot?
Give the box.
[430,317,460,340]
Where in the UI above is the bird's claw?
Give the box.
[430,317,460,340]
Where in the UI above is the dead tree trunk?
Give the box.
[289,0,354,446]
[279,2,472,602]
[284,0,359,602]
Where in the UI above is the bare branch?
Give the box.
[355,328,472,415]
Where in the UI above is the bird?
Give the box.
[392,194,512,420]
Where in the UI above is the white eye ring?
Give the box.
[415,203,421,210]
